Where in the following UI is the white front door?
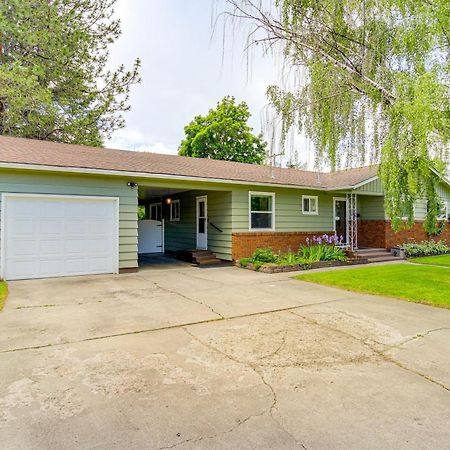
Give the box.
[1,194,119,280]
[196,196,207,250]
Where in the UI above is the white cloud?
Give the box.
[107,128,175,155]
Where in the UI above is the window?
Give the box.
[302,195,318,215]
[149,202,162,221]
[170,199,180,221]
[438,201,448,221]
[249,192,275,230]
[427,199,448,221]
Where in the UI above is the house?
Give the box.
[0,136,449,280]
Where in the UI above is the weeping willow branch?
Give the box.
[223,0,450,233]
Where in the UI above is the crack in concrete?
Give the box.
[257,330,287,360]
[0,297,352,355]
[290,310,450,393]
[180,327,305,449]
[388,327,450,349]
[152,281,225,320]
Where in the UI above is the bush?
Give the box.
[403,240,449,257]
[251,248,277,263]
[239,257,252,267]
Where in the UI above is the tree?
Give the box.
[179,96,268,164]
[224,0,450,232]
[0,0,140,146]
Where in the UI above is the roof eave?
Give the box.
[0,162,331,191]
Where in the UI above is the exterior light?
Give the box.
[166,197,172,205]
[127,182,138,189]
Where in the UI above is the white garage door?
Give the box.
[1,194,119,280]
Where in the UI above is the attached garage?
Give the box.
[1,194,119,280]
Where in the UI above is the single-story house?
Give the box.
[0,136,449,280]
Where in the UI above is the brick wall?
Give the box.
[385,221,450,248]
[232,231,332,260]
[359,220,450,249]
[358,220,387,248]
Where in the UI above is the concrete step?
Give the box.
[356,248,388,254]
[357,251,393,259]
[367,256,401,263]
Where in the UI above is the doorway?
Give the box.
[196,196,208,250]
[334,198,347,244]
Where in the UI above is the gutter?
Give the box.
[0,161,381,192]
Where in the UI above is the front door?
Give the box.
[196,196,207,250]
[334,198,347,244]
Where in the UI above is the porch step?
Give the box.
[176,250,222,265]
[355,248,404,264]
[366,255,402,263]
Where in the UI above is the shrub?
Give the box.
[403,240,449,257]
[277,251,298,265]
[251,248,277,263]
[239,257,252,267]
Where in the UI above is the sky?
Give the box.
[106,0,314,168]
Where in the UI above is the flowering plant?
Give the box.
[305,234,344,246]
[300,234,347,262]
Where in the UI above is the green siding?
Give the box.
[414,182,450,220]
[355,178,383,194]
[163,190,232,260]
[358,196,386,220]
[231,186,336,232]
[0,169,138,271]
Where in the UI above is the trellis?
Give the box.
[346,193,358,251]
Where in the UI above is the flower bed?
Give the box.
[237,234,368,273]
[401,239,450,258]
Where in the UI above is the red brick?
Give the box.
[358,220,450,249]
[232,231,332,260]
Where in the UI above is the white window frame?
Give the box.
[249,191,275,231]
[302,195,319,215]
[170,199,180,221]
[438,201,448,221]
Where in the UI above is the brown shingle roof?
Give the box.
[0,136,378,189]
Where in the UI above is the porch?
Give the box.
[136,182,233,264]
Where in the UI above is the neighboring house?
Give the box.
[0,136,449,280]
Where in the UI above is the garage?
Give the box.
[1,194,119,280]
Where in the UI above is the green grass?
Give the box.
[409,254,450,267]
[0,281,8,311]
[296,264,450,309]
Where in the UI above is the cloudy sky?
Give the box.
[106,0,314,167]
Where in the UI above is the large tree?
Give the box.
[179,96,268,164]
[224,0,450,232]
[0,0,140,146]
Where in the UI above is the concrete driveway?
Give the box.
[1,263,450,449]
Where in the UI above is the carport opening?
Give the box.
[137,184,232,267]
[137,186,187,267]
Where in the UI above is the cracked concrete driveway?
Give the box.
[1,263,450,449]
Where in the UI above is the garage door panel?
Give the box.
[11,239,39,256]
[39,218,65,234]
[39,239,64,255]
[2,195,119,280]
[11,218,38,236]
[65,219,88,235]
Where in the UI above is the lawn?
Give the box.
[409,254,450,267]
[296,264,450,308]
[0,281,8,311]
